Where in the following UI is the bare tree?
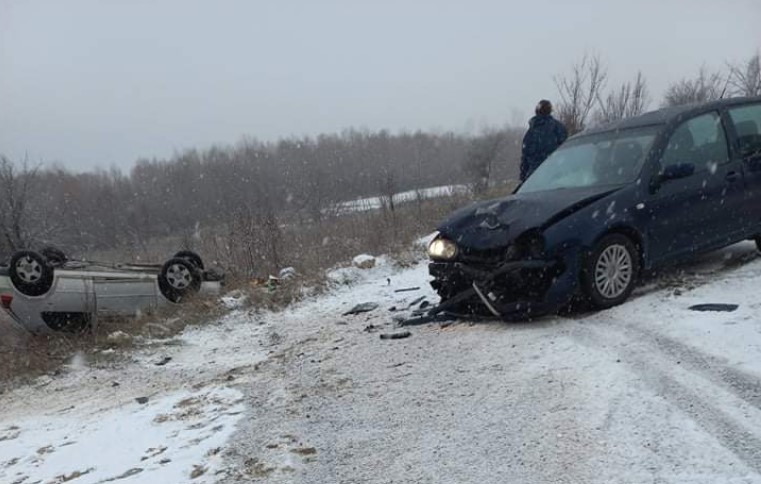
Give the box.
[0,156,40,252]
[554,53,608,135]
[462,130,504,195]
[662,66,726,107]
[595,71,650,124]
[728,52,761,97]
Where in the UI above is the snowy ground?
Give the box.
[3,242,761,483]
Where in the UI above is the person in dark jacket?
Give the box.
[520,100,568,181]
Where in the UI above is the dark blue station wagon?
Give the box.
[428,96,761,318]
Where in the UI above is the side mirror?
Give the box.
[660,162,695,182]
[649,162,694,194]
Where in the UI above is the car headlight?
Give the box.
[428,238,458,260]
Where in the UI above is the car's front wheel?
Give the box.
[581,234,640,309]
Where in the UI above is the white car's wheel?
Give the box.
[9,250,54,297]
[174,250,204,270]
[158,257,201,303]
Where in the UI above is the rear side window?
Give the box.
[661,112,729,172]
[728,104,761,156]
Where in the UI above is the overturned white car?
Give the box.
[0,249,223,334]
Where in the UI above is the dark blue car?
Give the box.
[428,97,761,318]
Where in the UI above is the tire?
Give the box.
[581,234,640,309]
[9,250,55,297]
[755,236,761,253]
[173,250,204,270]
[158,257,201,303]
[41,246,67,267]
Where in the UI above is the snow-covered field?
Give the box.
[3,242,761,483]
[330,185,469,215]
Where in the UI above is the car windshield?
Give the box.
[518,126,660,194]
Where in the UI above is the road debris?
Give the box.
[343,302,379,316]
[407,296,426,308]
[379,331,411,340]
[688,303,739,312]
[399,313,456,327]
[394,286,420,293]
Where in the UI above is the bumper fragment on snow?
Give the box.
[472,282,501,317]
[400,259,558,325]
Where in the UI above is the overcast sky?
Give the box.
[1,0,759,171]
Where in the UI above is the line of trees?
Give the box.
[554,51,761,135]
[0,130,493,256]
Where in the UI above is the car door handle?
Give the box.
[725,171,740,183]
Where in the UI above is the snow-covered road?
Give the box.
[3,243,761,483]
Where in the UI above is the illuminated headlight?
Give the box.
[428,238,458,260]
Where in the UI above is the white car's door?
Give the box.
[91,273,161,315]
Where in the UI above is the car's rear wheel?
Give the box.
[158,257,202,303]
[581,234,639,309]
[754,236,761,253]
[174,250,204,270]
[9,250,55,297]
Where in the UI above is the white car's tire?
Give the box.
[9,250,54,297]
[174,250,204,270]
[158,257,201,303]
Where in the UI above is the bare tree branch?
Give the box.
[662,66,726,107]
[554,53,608,135]
[595,71,651,124]
[728,51,761,97]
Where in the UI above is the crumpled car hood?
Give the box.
[437,185,620,250]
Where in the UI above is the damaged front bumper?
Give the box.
[427,250,581,320]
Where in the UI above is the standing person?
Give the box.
[520,100,568,181]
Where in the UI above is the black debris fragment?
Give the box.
[380,331,412,340]
[343,302,379,316]
[154,356,172,366]
[407,296,426,308]
[394,287,420,293]
[419,300,430,309]
[135,396,149,404]
[688,303,739,312]
[399,313,456,327]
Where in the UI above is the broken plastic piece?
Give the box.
[343,302,379,316]
[688,303,738,312]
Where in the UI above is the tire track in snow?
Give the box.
[618,323,761,408]
[569,320,761,474]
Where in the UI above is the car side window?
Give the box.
[661,112,729,173]
[728,103,761,156]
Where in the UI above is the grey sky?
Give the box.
[1,0,759,171]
